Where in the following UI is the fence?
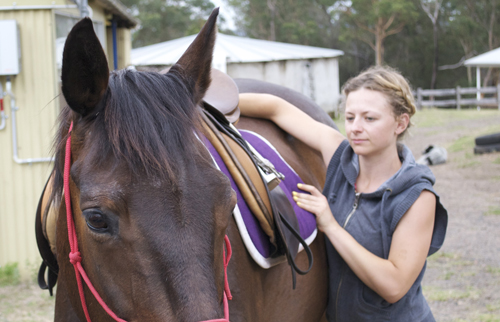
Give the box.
[415,85,500,110]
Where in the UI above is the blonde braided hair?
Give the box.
[341,65,416,139]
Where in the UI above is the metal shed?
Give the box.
[131,33,344,113]
[0,0,137,276]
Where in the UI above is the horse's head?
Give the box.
[53,9,237,321]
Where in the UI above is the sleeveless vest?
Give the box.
[323,140,448,322]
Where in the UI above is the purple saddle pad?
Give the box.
[204,129,318,268]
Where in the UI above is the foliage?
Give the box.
[224,0,500,89]
[122,0,500,89]
[341,0,418,65]
[227,0,335,46]
[120,0,218,48]
[0,262,20,286]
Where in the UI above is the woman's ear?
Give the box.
[395,113,410,135]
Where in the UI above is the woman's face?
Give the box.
[344,88,407,158]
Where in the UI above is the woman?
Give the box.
[239,66,448,321]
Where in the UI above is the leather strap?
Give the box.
[202,113,277,247]
[35,174,59,295]
[202,104,313,288]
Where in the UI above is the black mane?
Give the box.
[51,69,206,200]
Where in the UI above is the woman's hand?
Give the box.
[293,183,339,232]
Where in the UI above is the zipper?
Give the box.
[335,191,361,321]
[343,192,361,228]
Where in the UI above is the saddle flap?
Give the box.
[201,107,315,282]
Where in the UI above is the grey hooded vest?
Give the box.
[323,140,448,322]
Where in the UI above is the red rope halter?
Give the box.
[64,121,232,322]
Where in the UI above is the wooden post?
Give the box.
[497,84,500,110]
[476,67,481,111]
[417,88,422,110]
[456,86,461,110]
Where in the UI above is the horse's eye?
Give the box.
[84,211,109,232]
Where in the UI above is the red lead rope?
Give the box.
[201,235,233,322]
[64,122,232,322]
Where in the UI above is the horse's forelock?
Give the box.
[51,69,207,202]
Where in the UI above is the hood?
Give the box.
[341,143,436,198]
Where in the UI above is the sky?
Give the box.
[210,0,237,31]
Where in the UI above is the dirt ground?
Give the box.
[402,108,500,322]
[1,108,499,322]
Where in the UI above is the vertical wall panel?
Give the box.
[0,10,58,276]
[226,58,340,113]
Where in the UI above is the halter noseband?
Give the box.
[64,121,232,322]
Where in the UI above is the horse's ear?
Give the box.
[168,8,219,104]
[61,18,109,117]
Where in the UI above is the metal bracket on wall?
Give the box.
[4,76,54,164]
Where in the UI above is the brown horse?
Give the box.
[43,8,336,322]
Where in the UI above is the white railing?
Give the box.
[415,85,500,110]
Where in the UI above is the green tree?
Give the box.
[227,0,334,47]
[121,0,216,48]
[340,0,418,66]
[224,0,499,89]
[421,0,443,89]
[461,0,500,85]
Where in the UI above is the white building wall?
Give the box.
[312,58,340,114]
[227,57,340,113]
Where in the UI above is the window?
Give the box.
[55,12,106,71]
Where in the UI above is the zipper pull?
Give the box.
[353,192,361,208]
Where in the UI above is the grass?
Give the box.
[428,251,460,261]
[487,303,500,311]
[423,285,480,301]
[448,136,475,153]
[0,282,55,322]
[0,262,20,286]
[427,251,475,270]
[475,314,500,322]
[332,108,500,141]
[486,266,500,275]
[332,114,345,135]
[412,108,500,128]
[485,206,500,216]
[0,263,55,322]
[441,271,455,280]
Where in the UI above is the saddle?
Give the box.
[35,69,313,294]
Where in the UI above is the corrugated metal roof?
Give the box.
[464,47,500,67]
[131,33,343,66]
[95,0,138,28]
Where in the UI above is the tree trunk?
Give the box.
[267,0,276,41]
[431,22,439,89]
[375,19,383,66]
[483,67,493,87]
